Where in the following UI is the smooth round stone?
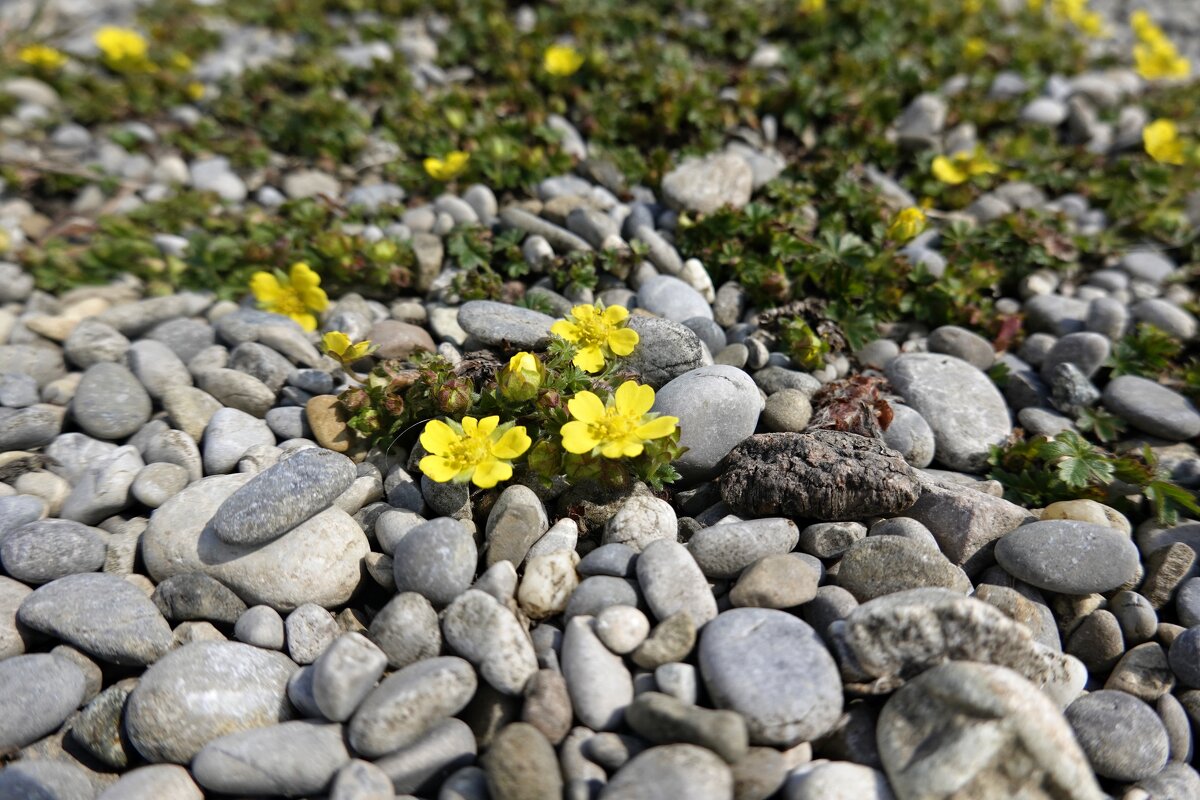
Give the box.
[0,371,38,407]
[0,493,46,542]
[368,592,442,669]
[1103,375,1200,441]
[593,605,651,655]
[202,407,275,474]
[125,641,297,764]
[699,608,842,746]
[0,761,96,800]
[483,722,563,800]
[927,325,994,370]
[762,389,813,433]
[95,765,203,800]
[578,544,638,578]
[637,275,713,322]
[882,402,936,469]
[329,760,394,800]
[485,484,549,568]
[457,300,555,349]
[18,572,173,665]
[234,605,286,650]
[681,317,727,355]
[1065,690,1169,781]
[687,518,799,580]
[64,318,130,368]
[228,341,293,392]
[143,474,369,612]
[131,461,190,508]
[393,517,477,607]
[373,717,477,795]
[197,368,275,417]
[443,590,538,695]
[0,653,86,751]
[518,551,580,619]
[285,603,341,664]
[995,520,1139,594]
[0,404,66,450]
[312,632,388,722]
[878,662,1101,800]
[730,554,819,609]
[348,657,477,758]
[603,495,676,553]
[661,151,753,213]
[126,339,193,400]
[622,315,710,389]
[1,518,106,584]
[1169,627,1200,688]
[565,575,641,620]
[836,535,970,601]
[1040,332,1111,381]
[522,668,573,743]
[637,539,718,627]
[1134,763,1200,799]
[72,362,152,440]
[625,691,748,763]
[785,761,894,800]
[600,744,733,800]
[59,444,144,525]
[212,448,356,545]
[885,353,1012,473]
[562,615,634,731]
[193,720,350,796]
[653,365,763,481]
[151,572,247,624]
[1132,298,1197,340]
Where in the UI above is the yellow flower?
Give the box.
[561,381,679,459]
[171,52,193,71]
[498,351,545,402]
[94,26,150,72]
[798,0,825,13]
[419,416,531,489]
[1143,119,1187,165]
[962,37,987,62]
[543,44,585,77]
[1027,0,1044,11]
[423,151,470,181]
[322,331,376,363]
[963,0,983,13]
[888,207,927,242]
[931,146,1000,185]
[19,44,68,71]
[249,262,329,332]
[550,304,639,373]
[186,81,205,101]
[1134,41,1191,81]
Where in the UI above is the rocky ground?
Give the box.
[1,1,1200,799]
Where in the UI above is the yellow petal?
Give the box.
[560,420,599,454]
[345,341,373,361]
[292,313,318,333]
[477,416,499,436]
[471,459,512,489]
[250,272,282,303]
[600,437,643,459]
[573,345,606,373]
[931,156,967,185]
[567,391,606,424]
[300,285,329,312]
[607,327,639,357]
[461,417,479,437]
[551,320,581,342]
[635,415,679,441]
[289,262,320,289]
[602,305,629,325]
[419,454,461,483]
[491,426,531,459]
[420,419,459,455]
[323,331,351,357]
[614,381,655,418]
[570,304,597,321]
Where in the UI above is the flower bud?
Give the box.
[382,392,405,417]
[527,439,562,477]
[436,376,473,415]
[498,351,545,403]
[339,386,370,413]
[537,388,563,411]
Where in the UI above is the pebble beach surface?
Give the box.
[2,1,1200,799]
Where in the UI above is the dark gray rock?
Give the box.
[624,315,711,390]
[72,362,152,441]
[0,653,87,751]
[151,572,248,624]
[192,721,350,796]
[458,300,556,349]
[1065,690,1169,781]
[1,519,106,584]
[1103,375,1200,441]
[995,520,1140,594]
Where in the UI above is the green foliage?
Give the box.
[1074,407,1126,443]
[1107,323,1183,378]
[988,432,1200,525]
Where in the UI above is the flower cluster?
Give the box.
[19,44,68,71]
[544,44,585,77]
[95,26,152,72]
[1131,11,1190,80]
[322,303,683,491]
[931,146,999,185]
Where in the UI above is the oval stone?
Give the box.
[699,608,842,746]
[653,365,763,481]
[348,656,478,758]
[125,641,297,763]
[995,520,1139,594]
[192,721,350,796]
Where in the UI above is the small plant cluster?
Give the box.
[988,430,1200,525]
[322,302,685,492]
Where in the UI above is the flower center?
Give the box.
[273,288,309,317]
[575,316,613,349]
[445,431,490,470]
[588,408,637,443]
